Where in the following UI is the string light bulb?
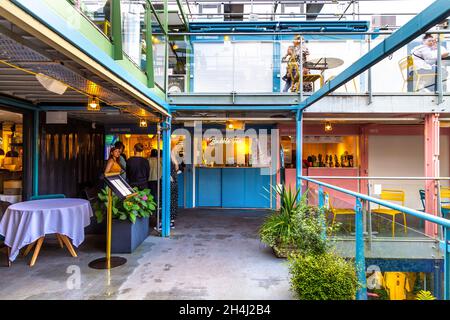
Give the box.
[139,119,148,128]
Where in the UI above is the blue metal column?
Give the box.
[32,110,39,197]
[295,110,303,193]
[161,117,172,237]
[444,227,449,299]
[355,198,367,300]
[318,186,326,239]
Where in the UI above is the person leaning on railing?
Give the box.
[411,34,449,92]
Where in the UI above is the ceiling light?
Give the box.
[87,97,101,111]
[35,73,68,95]
[125,134,131,139]
[152,36,160,44]
[148,134,154,139]
[139,119,148,127]
[324,121,333,132]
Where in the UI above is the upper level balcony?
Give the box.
[167,30,450,108]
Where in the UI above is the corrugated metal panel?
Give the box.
[39,117,105,197]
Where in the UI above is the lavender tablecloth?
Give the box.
[0,198,93,261]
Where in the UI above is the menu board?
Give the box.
[104,173,135,200]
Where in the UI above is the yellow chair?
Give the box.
[440,187,450,218]
[325,75,357,92]
[372,189,407,238]
[326,192,356,234]
[398,56,437,92]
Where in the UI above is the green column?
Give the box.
[145,1,154,87]
[111,0,123,60]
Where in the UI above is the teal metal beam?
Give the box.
[355,198,367,300]
[39,105,118,112]
[299,0,450,110]
[161,116,172,237]
[445,228,450,299]
[295,110,303,193]
[0,95,38,111]
[111,0,123,60]
[170,105,297,111]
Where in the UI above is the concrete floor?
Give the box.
[0,208,293,300]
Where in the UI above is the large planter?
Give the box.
[111,217,149,254]
[272,243,300,258]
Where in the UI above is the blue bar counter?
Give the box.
[195,166,274,208]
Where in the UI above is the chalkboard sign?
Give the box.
[104,173,136,200]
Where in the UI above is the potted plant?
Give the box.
[259,185,331,258]
[288,251,359,300]
[94,187,156,253]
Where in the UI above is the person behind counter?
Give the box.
[104,147,122,175]
[126,143,150,190]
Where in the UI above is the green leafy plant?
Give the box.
[288,251,359,300]
[259,185,334,255]
[259,185,303,248]
[416,290,436,300]
[94,187,156,224]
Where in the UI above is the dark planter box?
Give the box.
[111,217,149,254]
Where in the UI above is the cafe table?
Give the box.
[0,198,92,266]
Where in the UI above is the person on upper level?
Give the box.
[411,34,448,92]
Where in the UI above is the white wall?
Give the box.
[193,41,273,93]
[368,134,449,210]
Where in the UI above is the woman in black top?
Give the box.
[126,143,150,190]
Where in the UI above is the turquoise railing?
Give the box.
[301,176,450,300]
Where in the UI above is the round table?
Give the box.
[0,198,93,265]
[305,57,344,70]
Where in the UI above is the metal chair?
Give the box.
[372,189,407,238]
[327,192,356,234]
[398,56,437,92]
[419,188,450,220]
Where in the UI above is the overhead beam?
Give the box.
[299,0,450,111]
[170,105,297,111]
[175,0,189,30]
[306,3,324,20]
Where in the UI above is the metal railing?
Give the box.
[301,176,450,300]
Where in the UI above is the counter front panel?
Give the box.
[196,167,272,208]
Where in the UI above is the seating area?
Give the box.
[326,187,450,238]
